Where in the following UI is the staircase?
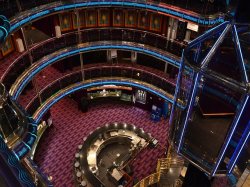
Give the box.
[134,147,184,187]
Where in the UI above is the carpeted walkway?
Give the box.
[34,98,169,187]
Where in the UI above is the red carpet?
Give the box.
[34,98,169,187]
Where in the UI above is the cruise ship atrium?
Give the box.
[0,0,249,186]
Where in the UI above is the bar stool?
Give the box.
[81,180,87,186]
[75,161,80,168]
[75,153,80,158]
[76,171,82,178]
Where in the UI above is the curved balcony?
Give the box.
[21,64,181,122]
[5,0,225,33]
[2,28,182,92]
[9,41,180,100]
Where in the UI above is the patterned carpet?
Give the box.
[34,98,169,187]
[18,66,63,107]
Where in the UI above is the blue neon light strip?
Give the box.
[201,24,230,68]
[27,132,37,138]
[0,26,8,37]
[34,80,179,123]
[187,21,228,49]
[212,95,249,176]
[177,73,200,153]
[193,43,201,63]
[22,141,31,150]
[10,1,224,32]
[233,25,248,83]
[169,50,185,125]
[12,151,20,161]
[30,123,38,127]
[0,15,10,41]
[12,44,180,99]
[228,121,250,173]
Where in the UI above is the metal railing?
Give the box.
[2,28,182,92]
[4,0,225,31]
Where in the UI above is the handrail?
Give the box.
[133,172,161,187]
[9,41,181,100]
[134,146,184,187]
[24,64,176,113]
[32,77,177,123]
[23,157,53,187]
[9,0,225,33]
[1,27,182,82]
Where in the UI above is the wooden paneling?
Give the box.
[125,10,137,28]
[113,9,124,27]
[150,13,162,32]
[85,9,97,28]
[72,11,85,29]
[138,11,149,30]
[98,9,110,27]
[59,13,73,32]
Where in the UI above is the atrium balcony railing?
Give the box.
[22,64,179,119]
[2,28,182,92]
[1,0,225,33]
